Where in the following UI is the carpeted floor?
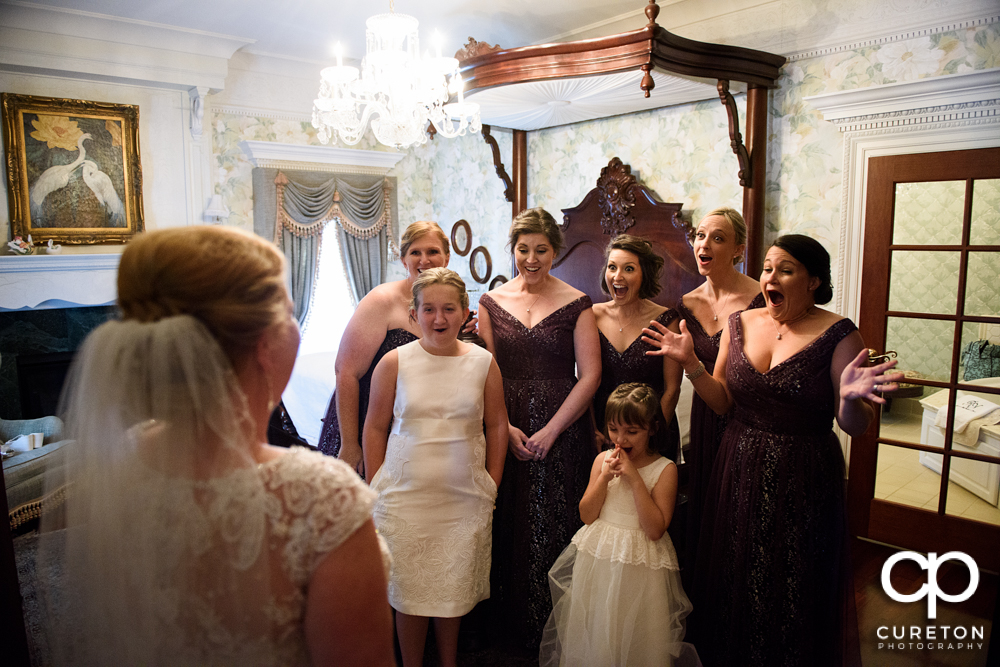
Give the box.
[13,531,55,667]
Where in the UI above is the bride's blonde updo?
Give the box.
[117,225,288,366]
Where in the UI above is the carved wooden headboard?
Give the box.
[551,157,703,309]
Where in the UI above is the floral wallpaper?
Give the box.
[527,97,746,230]
[385,128,514,310]
[210,21,999,324]
[210,110,511,309]
[211,112,387,233]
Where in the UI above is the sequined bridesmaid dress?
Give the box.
[678,293,764,575]
[692,312,856,666]
[594,308,682,459]
[478,294,596,652]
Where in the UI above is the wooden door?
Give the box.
[848,147,1000,570]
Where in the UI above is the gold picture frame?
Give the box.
[2,93,144,245]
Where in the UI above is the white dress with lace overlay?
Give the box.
[370,341,498,617]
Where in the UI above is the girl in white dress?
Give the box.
[539,383,701,667]
[365,268,508,667]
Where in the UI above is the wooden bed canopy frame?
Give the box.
[456,0,786,276]
[552,156,703,310]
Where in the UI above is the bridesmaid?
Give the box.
[478,207,601,653]
[644,234,902,665]
[673,207,763,579]
[318,221,451,474]
[592,234,682,460]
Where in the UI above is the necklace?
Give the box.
[770,307,812,340]
[525,292,543,313]
[613,303,642,333]
[709,289,733,322]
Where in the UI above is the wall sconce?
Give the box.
[204,194,230,224]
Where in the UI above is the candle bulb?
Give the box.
[336,42,343,68]
[434,30,442,60]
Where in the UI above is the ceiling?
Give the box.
[21,0,658,64]
[16,1,989,131]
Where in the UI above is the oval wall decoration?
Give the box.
[470,245,492,284]
[451,219,471,256]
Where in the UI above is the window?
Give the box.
[298,225,354,356]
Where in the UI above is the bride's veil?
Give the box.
[38,314,277,665]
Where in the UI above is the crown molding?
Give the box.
[0,1,253,90]
[785,15,999,62]
[214,105,312,122]
[240,141,405,174]
[806,68,1000,127]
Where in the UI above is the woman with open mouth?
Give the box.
[478,207,601,653]
[318,221,474,476]
[592,234,682,462]
[674,207,763,582]
[643,233,903,666]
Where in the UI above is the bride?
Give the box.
[38,226,395,666]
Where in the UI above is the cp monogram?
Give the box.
[881,551,979,619]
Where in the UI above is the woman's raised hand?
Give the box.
[840,348,904,405]
[642,319,696,366]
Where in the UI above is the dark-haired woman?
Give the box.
[592,234,681,460]
[643,234,903,666]
[478,207,600,652]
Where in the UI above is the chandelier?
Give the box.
[312,2,481,150]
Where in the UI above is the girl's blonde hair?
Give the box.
[400,220,450,259]
[409,267,470,312]
[604,382,661,431]
[117,225,287,368]
[702,207,747,265]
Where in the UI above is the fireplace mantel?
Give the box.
[0,253,120,310]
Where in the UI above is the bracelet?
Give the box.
[685,361,707,380]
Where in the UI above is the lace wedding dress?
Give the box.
[39,316,388,666]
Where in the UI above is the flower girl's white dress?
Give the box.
[539,453,701,667]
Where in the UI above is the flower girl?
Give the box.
[364,268,507,667]
[539,383,701,666]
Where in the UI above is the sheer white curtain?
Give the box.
[284,226,354,444]
[299,227,354,356]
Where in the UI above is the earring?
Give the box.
[264,372,276,415]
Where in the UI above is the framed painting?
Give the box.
[2,93,144,245]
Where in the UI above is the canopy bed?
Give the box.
[552,156,700,308]
[456,0,785,275]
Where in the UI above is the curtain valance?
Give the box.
[273,172,397,252]
[252,168,398,328]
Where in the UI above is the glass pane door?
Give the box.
[852,148,1000,569]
